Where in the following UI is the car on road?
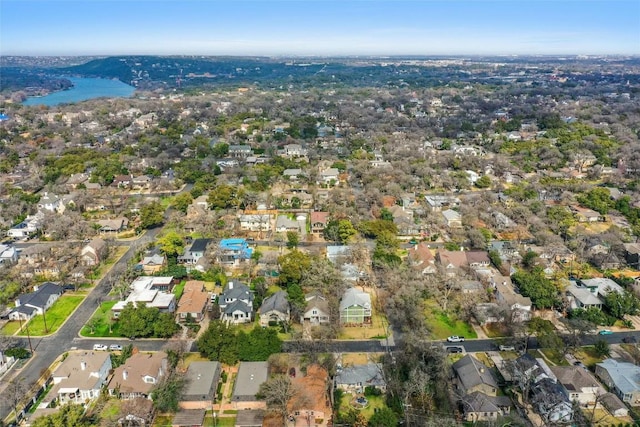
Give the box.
[446,346,464,353]
[598,329,613,335]
[499,345,516,351]
[109,344,122,351]
[623,336,638,343]
[573,361,587,369]
[93,344,108,351]
[447,336,465,342]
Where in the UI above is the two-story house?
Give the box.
[49,351,112,405]
[108,352,167,400]
[219,281,254,324]
[339,288,372,325]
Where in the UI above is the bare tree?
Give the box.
[258,375,298,424]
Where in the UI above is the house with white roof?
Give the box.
[595,359,640,405]
[442,209,462,228]
[111,277,176,318]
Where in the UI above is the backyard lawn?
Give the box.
[1,320,22,335]
[80,301,121,337]
[424,301,477,340]
[19,295,84,336]
[339,392,387,420]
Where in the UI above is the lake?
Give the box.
[23,77,136,107]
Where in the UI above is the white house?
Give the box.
[49,351,112,405]
[9,282,63,321]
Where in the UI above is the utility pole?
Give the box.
[18,316,34,353]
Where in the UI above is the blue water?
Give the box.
[23,77,136,106]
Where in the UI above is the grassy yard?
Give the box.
[173,281,186,301]
[1,320,22,335]
[341,352,382,366]
[425,303,477,340]
[153,415,173,427]
[339,392,387,420]
[90,246,129,280]
[206,415,236,426]
[19,295,84,336]
[573,347,604,368]
[80,301,121,337]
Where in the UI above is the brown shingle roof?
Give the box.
[176,281,209,315]
[109,352,166,395]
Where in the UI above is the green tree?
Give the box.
[153,313,181,338]
[170,193,193,214]
[604,290,639,319]
[521,250,538,270]
[488,250,502,269]
[208,184,237,210]
[157,231,185,257]
[368,407,398,427]
[512,268,559,309]
[379,208,394,222]
[31,404,92,427]
[286,231,299,249]
[278,250,312,287]
[238,326,282,361]
[577,187,613,215]
[474,175,492,188]
[139,201,165,229]
[196,320,239,365]
[594,339,611,358]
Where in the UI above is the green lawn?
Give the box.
[206,415,236,427]
[19,295,84,336]
[1,320,22,335]
[173,281,186,301]
[80,301,122,337]
[425,308,477,339]
[339,392,387,420]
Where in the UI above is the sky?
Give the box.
[1,0,639,56]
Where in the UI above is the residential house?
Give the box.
[275,215,303,233]
[492,277,532,321]
[492,211,517,230]
[109,352,168,400]
[407,243,437,274]
[442,209,462,228]
[425,195,461,212]
[339,288,372,325]
[0,244,18,264]
[111,277,176,318]
[219,281,254,324]
[0,350,16,376]
[258,291,290,327]
[624,243,640,269]
[452,355,499,396]
[460,391,511,424]
[38,193,64,213]
[565,281,604,310]
[171,410,206,427]
[310,212,329,234]
[9,282,63,321]
[49,351,112,405]
[112,174,133,188]
[239,214,272,232]
[178,238,211,268]
[286,365,331,427]
[595,359,640,405]
[283,168,304,180]
[466,251,490,269]
[96,217,129,233]
[335,363,386,394]
[601,392,629,417]
[7,214,42,238]
[235,410,265,427]
[318,168,340,186]
[231,361,269,409]
[132,175,152,190]
[176,281,210,323]
[436,250,468,277]
[179,361,221,409]
[138,253,167,274]
[301,292,330,325]
[282,144,307,158]
[573,206,605,223]
[550,365,604,407]
[229,144,252,158]
[80,238,107,266]
[217,238,253,267]
[387,205,420,235]
[579,278,624,299]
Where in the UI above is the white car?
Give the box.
[109,344,122,351]
[93,344,108,351]
[447,336,465,343]
[499,345,515,351]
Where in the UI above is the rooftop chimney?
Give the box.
[228,281,234,290]
[123,369,128,380]
[81,361,86,371]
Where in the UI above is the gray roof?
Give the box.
[232,362,268,401]
[235,409,265,427]
[452,355,498,391]
[16,282,62,309]
[221,281,253,302]
[596,359,640,394]
[183,361,220,400]
[462,391,511,414]
[335,363,386,388]
[171,409,206,427]
[339,288,371,312]
[224,299,253,315]
[259,291,289,315]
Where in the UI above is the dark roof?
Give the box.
[462,391,511,414]
[224,299,252,315]
[452,355,498,391]
[235,409,265,427]
[189,238,211,253]
[171,409,206,427]
[259,291,289,315]
[232,362,268,401]
[221,281,253,302]
[17,282,62,309]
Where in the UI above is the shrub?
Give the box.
[6,346,30,359]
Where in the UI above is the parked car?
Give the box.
[446,346,464,353]
[573,361,587,369]
[623,336,637,343]
[499,345,515,351]
[447,336,465,342]
[93,344,108,351]
[598,329,613,335]
[109,344,123,351]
